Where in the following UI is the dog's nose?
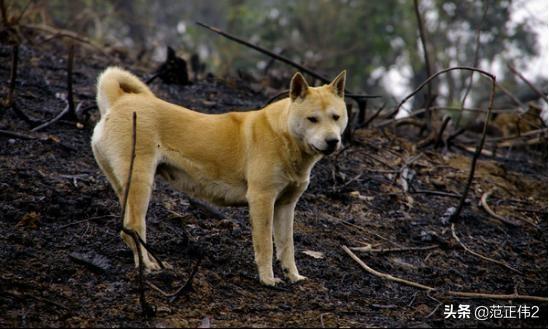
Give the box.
[325,138,339,149]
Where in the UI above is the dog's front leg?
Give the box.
[274,200,307,283]
[247,189,281,286]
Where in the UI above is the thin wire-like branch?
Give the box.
[359,103,386,128]
[413,0,434,110]
[21,24,106,53]
[507,63,547,102]
[196,21,380,101]
[342,245,548,302]
[30,101,70,132]
[119,112,155,318]
[434,116,451,148]
[0,128,38,140]
[2,44,18,108]
[451,223,522,274]
[480,188,531,227]
[386,67,495,119]
[0,0,7,27]
[460,2,488,109]
[487,128,547,143]
[66,43,76,119]
[350,245,438,253]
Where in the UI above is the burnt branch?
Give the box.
[342,245,547,302]
[196,21,380,103]
[2,44,18,108]
[119,112,156,318]
[507,63,548,103]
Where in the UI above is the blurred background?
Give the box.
[8,0,548,111]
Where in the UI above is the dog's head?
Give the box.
[287,71,348,155]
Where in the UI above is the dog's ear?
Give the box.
[290,72,309,101]
[329,70,346,98]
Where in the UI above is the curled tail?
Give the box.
[96,67,153,116]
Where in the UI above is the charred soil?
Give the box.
[0,42,547,327]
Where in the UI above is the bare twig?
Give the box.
[350,245,438,253]
[0,0,7,26]
[30,101,71,132]
[459,2,489,119]
[21,24,106,53]
[0,128,37,140]
[146,257,202,302]
[386,67,495,120]
[119,112,155,318]
[359,103,386,128]
[450,223,521,274]
[59,214,117,229]
[479,188,527,227]
[495,83,526,110]
[32,44,79,131]
[66,43,76,119]
[507,63,547,102]
[342,245,548,302]
[376,106,513,129]
[433,115,451,148]
[413,0,434,123]
[196,21,380,102]
[410,189,461,198]
[2,44,18,108]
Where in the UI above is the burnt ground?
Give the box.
[0,41,547,328]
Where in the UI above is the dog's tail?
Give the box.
[96,67,153,116]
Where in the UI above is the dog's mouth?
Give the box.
[309,144,335,155]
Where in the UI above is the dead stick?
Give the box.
[459,2,488,116]
[350,245,438,253]
[342,245,547,302]
[66,43,76,118]
[2,44,18,108]
[196,21,379,101]
[0,128,38,140]
[507,63,547,102]
[413,0,434,125]
[31,102,70,132]
[0,0,7,27]
[386,66,495,119]
[119,112,155,318]
[434,116,451,148]
[479,188,526,227]
[487,127,547,143]
[376,106,512,129]
[449,68,496,222]
[359,103,385,128]
[21,24,106,53]
[450,223,522,274]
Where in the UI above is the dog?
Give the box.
[91,67,348,285]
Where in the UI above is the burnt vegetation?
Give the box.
[0,1,547,327]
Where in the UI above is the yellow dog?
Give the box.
[91,67,347,285]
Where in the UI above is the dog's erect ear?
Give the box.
[329,70,346,98]
[290,72,309,101]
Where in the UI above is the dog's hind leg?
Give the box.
[118,158,166,271]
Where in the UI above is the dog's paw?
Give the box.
[287,273,307,283]
[260,276,283,286]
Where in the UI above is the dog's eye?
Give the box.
[307,117,318,123]
[333,114,340,121]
